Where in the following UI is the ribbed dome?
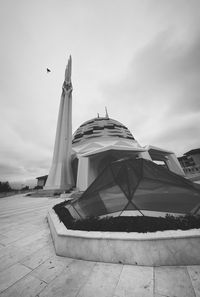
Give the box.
[72,117,135,144]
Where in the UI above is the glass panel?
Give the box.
[99,185,128,213]
[133,179,200,213]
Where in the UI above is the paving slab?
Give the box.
[0,194,200,297]
[0,234,8,243]
[0,248,27,272]
[0,274,46,297]
[20,245,55,270]
[0,263,31,293]
[155,266,196,297]
[30,255,73,283]
[187,266,200,297]
[77,262,122,297]
[38,259,95,297]
[113,265,153,297]
[12,229,50,248]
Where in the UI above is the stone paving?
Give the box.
[0,194,200,297]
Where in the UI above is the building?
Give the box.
[178,149,200,180]
[71,116,184,191]
[36,175,48,189]
[45,57,185,192]
[185,149,200,165]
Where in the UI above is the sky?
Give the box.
[0,0,200,183]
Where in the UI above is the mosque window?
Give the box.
[93,126,104,130]
[104,125,115,129]
[74,133,83,139]
[84,129,93,135]
[114,124,124,128]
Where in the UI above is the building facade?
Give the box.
[178,149,200,181]
[71,116,185,191]
[36,175,48,188]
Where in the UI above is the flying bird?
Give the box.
[46,68,51,73]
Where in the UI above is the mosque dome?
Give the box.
[72,117,135,145]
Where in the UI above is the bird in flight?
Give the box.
[46,68,51,73]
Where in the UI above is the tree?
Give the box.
[0,181,12,192]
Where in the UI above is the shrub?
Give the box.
[53,201,200,233]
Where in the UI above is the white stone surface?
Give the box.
[114,265,153,297]
[59,193,73,199]
[48,209,200,266]
[1,194,200,296]
[155,266,195,297]
[0,263,31,293]
[76,262,122,297]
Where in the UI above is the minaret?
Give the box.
[105,106,109,118]
[45,56,74,190]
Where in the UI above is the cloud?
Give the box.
[0,158,50,182]
[0,116,52,181]
[101,29,200,155]
[1,0,200,182]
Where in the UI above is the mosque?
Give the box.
[70,116,184,191]
[44,57,184,193]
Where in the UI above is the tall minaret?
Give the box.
[45,56,74,190]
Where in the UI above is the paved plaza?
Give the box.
[0,194,200,297]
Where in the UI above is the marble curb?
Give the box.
[47,209,200,266]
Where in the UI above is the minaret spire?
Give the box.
[105,106,109,118]
[45,56,74,191]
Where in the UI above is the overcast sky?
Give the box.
[0,0,200,183]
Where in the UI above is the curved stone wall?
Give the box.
[48,210,200,266]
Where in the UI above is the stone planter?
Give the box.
[48,210,200,266]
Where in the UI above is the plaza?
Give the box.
[0,194,200,297]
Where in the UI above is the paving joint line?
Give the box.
[33,257,75,296]
[111,263,124,297]
[74,261,98,297]
[153,266,156,297]
[186,266,197,297]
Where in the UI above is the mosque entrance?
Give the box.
[88,150,140,186]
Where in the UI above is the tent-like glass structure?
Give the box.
[66,158,200,219]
